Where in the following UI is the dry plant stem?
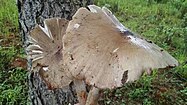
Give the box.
[74,79,87,105]
[86,87,100,105]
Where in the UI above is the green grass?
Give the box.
[0,0,186,104]
[0,0,28,105]
[0,0,18,34]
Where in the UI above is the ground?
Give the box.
[0,0,186,105]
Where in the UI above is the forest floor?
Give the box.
[0,0,186,105]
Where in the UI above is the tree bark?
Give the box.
[17,0,93,105]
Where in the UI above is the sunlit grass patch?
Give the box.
[0,0,18,34]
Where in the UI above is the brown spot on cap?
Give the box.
[70,54,74,60]
[121,70,128,84]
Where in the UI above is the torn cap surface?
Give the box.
[27,18,72,89]
[63,5,178,89]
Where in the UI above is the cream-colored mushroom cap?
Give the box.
[63,5,178,89]
[27,18,72,89]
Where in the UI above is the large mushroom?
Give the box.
[27,5,178,105]
[27,18,72,89]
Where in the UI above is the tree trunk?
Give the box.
[17,0,93,105]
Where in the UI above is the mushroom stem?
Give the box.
[74,79,87,105]
[86,87,100,105]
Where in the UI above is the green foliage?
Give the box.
[0,0,18,34]
[0,47,28,105]
[0,0,28,104]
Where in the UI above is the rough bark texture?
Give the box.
[17,0,93,105]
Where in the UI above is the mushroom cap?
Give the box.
[27,18,72,89]
[63,5,178,89]
[27,5,178,90]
